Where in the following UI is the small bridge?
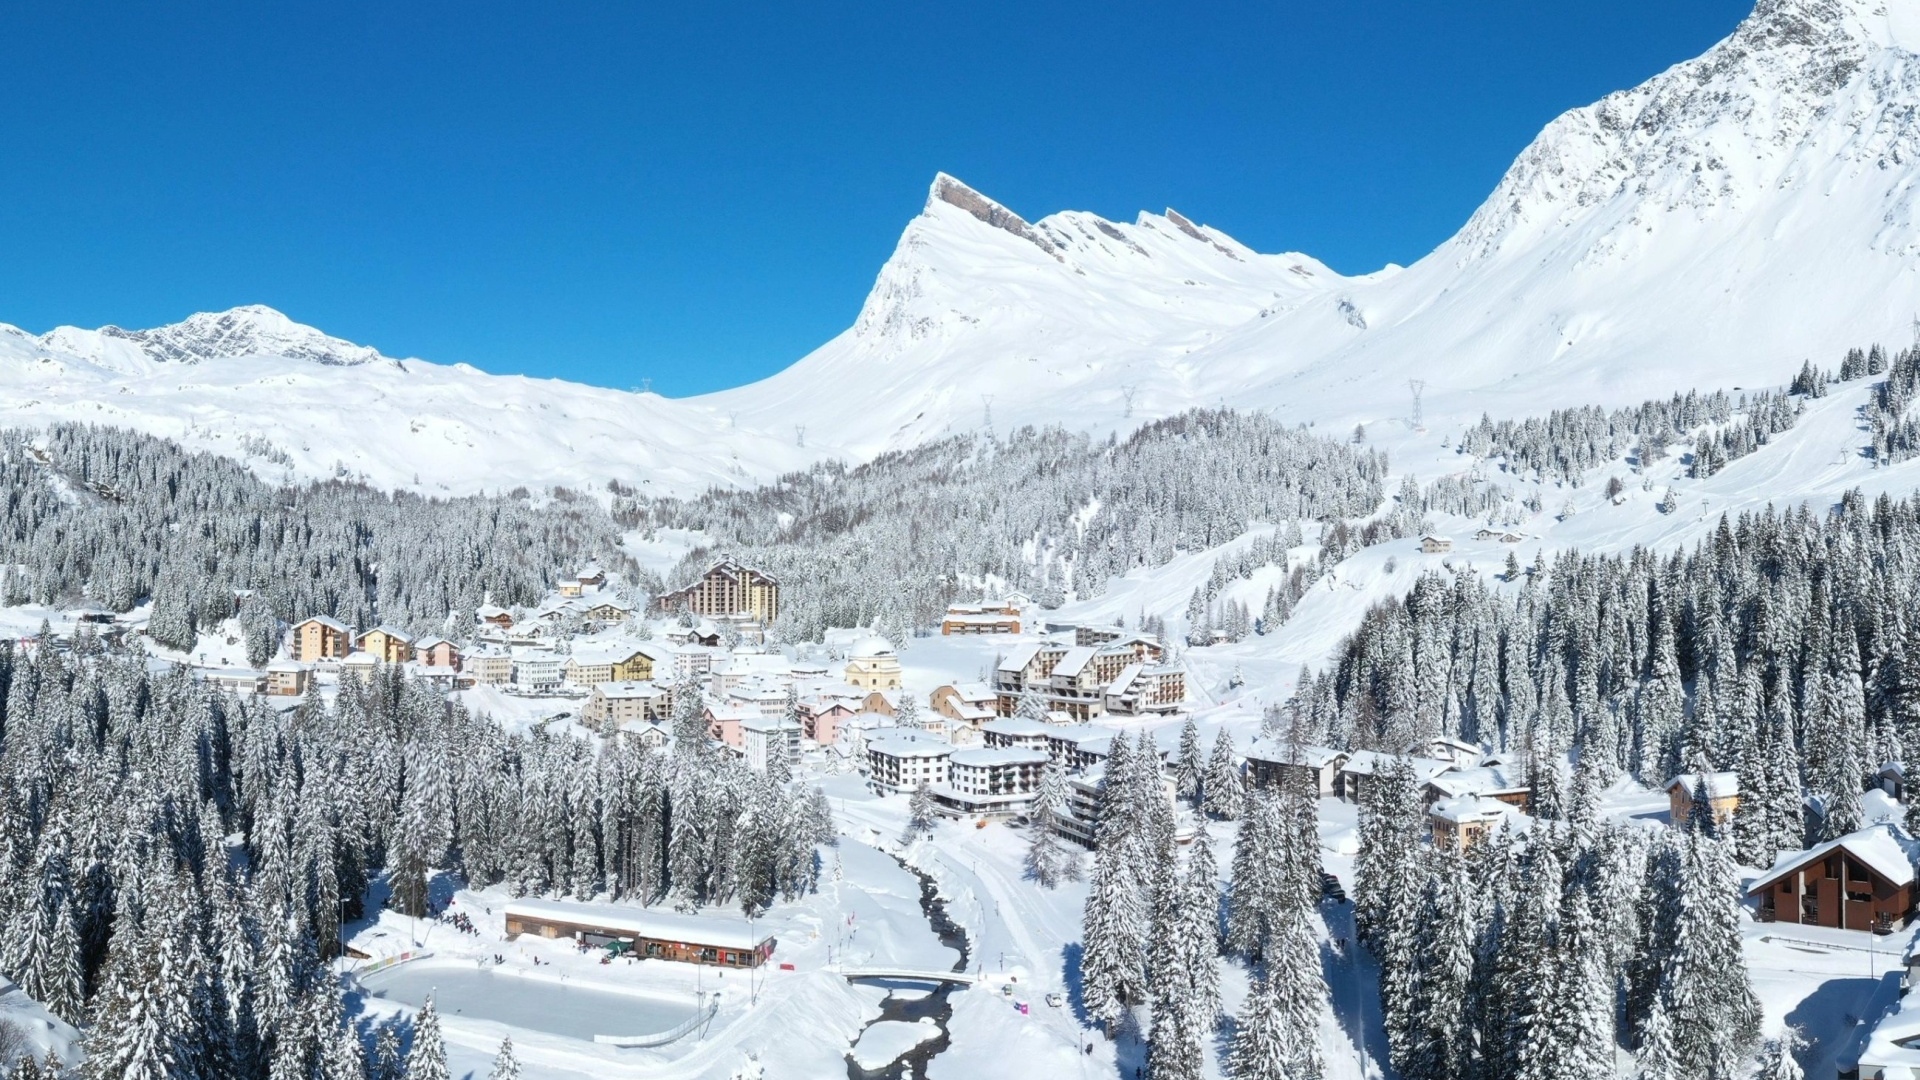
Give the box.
[833,967,978,986]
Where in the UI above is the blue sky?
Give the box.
[0,0,1751,396]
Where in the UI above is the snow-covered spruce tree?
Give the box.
[1081,742,1152,1029]
[1026,766,1077,888]
[1227,969,1288,1080]
[1202,730,1243,820]
[1226,789,1281,958]
[389,739,453,918]
[1146,830,1220,1080]
[1756,1030,1804,1080]
[1661,831,1761,1078]
[1353,757,1423,950]
[1174,715,1203,803]
[404,996,451,1080]
[1230,801,1328,1080]
[1014,685,1048,722]
[489,1036,522,1080]
[903,784,937,844]
[1400,852,1475,1080]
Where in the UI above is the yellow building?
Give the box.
[357,625,414,664]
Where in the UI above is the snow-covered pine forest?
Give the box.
[627,410,1390,642]
[0,637,826,1076]
[1292,480,1920,843]
[0,425,641,660]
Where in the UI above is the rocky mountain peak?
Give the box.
[925,173,1061,259]
[42,305,394,368]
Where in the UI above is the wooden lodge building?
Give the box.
[504,898,775,968]
[1748,825,1917,934]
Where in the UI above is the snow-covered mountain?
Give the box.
[713,0,1920,451]
[5,0,1919,493]
[0,305,815,497]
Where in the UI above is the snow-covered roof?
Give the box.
[413,635,451,650]
[1244,738,1346,768]
[849,636,896,659]
[997,643,1042,673]
[1748,824,1918,892]
[945,682,995,702]
[1666,771,1740,796]
[297,615,349,631]
[1426,765,1527,799]
[982,717,1054,738]
[866,732,953,759]
[596,680,668,699]
[1047,724,1120,746]
[1340,751,1454,781]
[741,716,802,734]
[569,640,654,666]
[364,624,412,640]
[265,660,307,673]
[950,747,1049,768]
[505,899,770,951]
[1429,796,1517,824]
[1850,986,1920,1075]
[1051,646,1096,679]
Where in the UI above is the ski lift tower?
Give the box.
[1409,379,1427,434]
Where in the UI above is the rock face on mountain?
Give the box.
[37,305,395,370]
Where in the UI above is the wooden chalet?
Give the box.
[1749,825,1917,934]
[1666,771,1739,827]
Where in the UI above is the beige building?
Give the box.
[264,661,310,697]
[586,681,673,726]
[844,637,903,691]
[466,645,512,685]
[1429,797,1516,852]
[291,616,351,663]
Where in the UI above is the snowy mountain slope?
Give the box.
[5,0,1918,503]
[705,172,1359,453]
[709,0,1920,451]
[0,306,813,497]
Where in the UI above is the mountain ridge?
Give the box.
[4,0,1918,494]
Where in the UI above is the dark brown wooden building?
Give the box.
[1748,826,1917,934]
